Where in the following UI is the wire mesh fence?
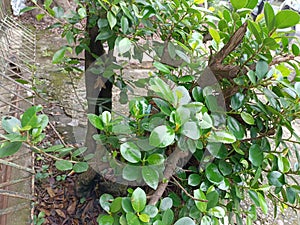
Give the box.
[0,1,36,224]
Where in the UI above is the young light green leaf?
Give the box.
[230,0,248,10]
[209,27,221,44]
[208,206,226,218]
[131,187,147,213]
[208,131,236,144]
[194,189,207,212]
[97,215,114,225]
[87,114,104,130]
[275,10,300,29]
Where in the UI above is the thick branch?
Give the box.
[149,149,189,205]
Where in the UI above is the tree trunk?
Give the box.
[76,10,113,197]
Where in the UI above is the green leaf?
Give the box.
[110,197,122,213]
[20,6,37,14]
[230,0,248,10]
[55,160,73,171]
[143,205,158,218]
[206,190,219,209]
[107,11,117,29]
[257,192,268,214]
[122,197,134,213]
[147,154,165,165]
[1,116,21,134]
[87,114,103,130]
[149,77,174,104]
[267,171,285,187]
[248,190,259,206]
[139,213,150,223]
[118,37,132,55]
[121,16,129,34]
[123,165,141,181]
[126,212,140,225]
[97,215,114,225]
[218,160,232,176]
[72,162,88,173]
[131,188,147,213]
[188,174,201,186]
[205,163,224,184]
[159,197,173,211]
[142,166,159,190]
[208,206,226,218]
[96,29,113,41]
[201,216,212,225]
[181,122,200,140]
[97,18,108,28]
[153,61,171,74]
[208,131,236,144]
[0,142,22,158]
[241,112,255,125]
[256,60,268,80]
[208,28,221,44]
[292,44,300,56]
[248,21,262,44]
[249,144,263,167]
[194,189,207,212]
[21,105,43,128]
[153,98,172,116]
[231,92,245,110]
[199,112,213,129]
[173,86,191,107]
[192,86,204,102]
[102,111,111,125]
[149,125,175,148]
[162,208,174,225]
[275,10,300,29]
[52,48,66,64]
[120,142,141,163]
[286,187,296,204]
[53,6,64,18]
[227,116,245,140]
[36,14,45,21]
[174,217,195,225]
[100,194,114,213]
[264,2,275,31]
[175,50,190,63]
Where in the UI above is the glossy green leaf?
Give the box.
[131,188,147,213]
[188,174,201,186]
[1,116,21,134]
[97,215,114,225]
[159,197,173,211]
[209,27,220,44]
[256,60,269,80]
[206,190,219,209]
[126,212,140,225]
[153,61,171,74]
[87,114,104,130]
[21,105,42,128]
[143,205,158,218]
[0,142,22,158]
[205,163,224,184]
[248,190,260,206]
[192,86,204,102]
[275,10,300,29]
[208,206,226,218]
[194,189,207,212]
[153,98,172,116]
[267,171,285,187]
[149,77,174,104]
[231,92,245,110]
[257,192,268,214]
[292,43,300,56]
[174,217,195,225]
[139,213,150,223]
[110,197,122,213]
[201,216,212,225]
[241,112,255,125]
[149,125,175,148]
[248,21,262,44]
[227,116,245,140]
[181,122,200,140]
[120,142,141,163]
[122,197,134,213]
[121,16,129,34]
[208,131,236,144]
[107,11,117,29]
[286,187,296,204]
[123,165,141,181]
[162,208,174,225]
[52,48,66,64]
[230,0,248,10]
[199,112,213,129]
[55,160,73,171]
[97,18,108,28]
[264,2,275,31]
[173,86,191,107]
[142,166,159,190]
[249,144,263,167]
[118,37,132,54]
[147,153,164,165]
[218,160,232,176]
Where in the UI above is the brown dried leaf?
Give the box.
[55,209,66,218]
[67,201,77,215]
[46,187,56,198]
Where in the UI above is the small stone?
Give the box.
[277,220,284,225]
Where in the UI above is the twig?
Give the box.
[0,189,35,201]
[270,55,295,66]
[171,176,208,202]
[0,159,34,174]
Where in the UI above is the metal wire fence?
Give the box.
[0,2,36,224]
